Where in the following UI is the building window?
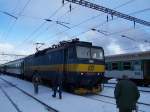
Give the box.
[112,63,118,70]
[123,62,131,70]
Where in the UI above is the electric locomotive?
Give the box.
[1,39,105,94]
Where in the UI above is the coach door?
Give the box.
[143,60,150,79]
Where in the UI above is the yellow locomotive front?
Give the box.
[64,42,105,94]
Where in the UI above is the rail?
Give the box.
[0,85,22,112]
[104,85,150,93]
[86,95,146,112]
[0,77,59,112]
[97,94,150,107]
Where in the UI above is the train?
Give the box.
[0,59,24,75]
[0,38,105,94]
[105,51,150,86]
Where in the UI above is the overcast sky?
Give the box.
[0,0,150,63]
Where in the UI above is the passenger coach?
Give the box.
[0,59,23,76]
[105,51,150,86]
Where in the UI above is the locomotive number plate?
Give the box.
[88,65,94,72]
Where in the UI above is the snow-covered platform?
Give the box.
[0,74,149,112]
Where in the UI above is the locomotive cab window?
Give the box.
[91,48,103,59]
[76,46,103,59]
[123,62,131,70]
[76,46,90,59]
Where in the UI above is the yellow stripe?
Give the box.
[66,64,105,72]
[29,64,105,73]
[30,64,63,72]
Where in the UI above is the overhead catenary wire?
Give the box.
[91,7,150,35]
[71,0,138,29]
[124,45,150,51]
[0,60,14,62]
[2,0,148,24]
[15,0,137,49]
[57,6,76,21]
[27,5,76,44]
[92,28,150,53]
[0,52,27,57]
[17,2,69,47]
[12,0,20,14]
[0,11,18,19]
[73,7,150,38]
[113,0,136,9]
[0,1,19,41]
[46,6,149,44]
[53,6,150,45]
[18,0,32,16]
[0,0,20,19]
[1,6,75,44]
[0,3,77,21]
[45,0,138,39]
[65,0,150,27]
[0,0,32,42]
[19,0,136,45]
[46,9,150,52]
[92,27,150,45]
[121,35,150,44]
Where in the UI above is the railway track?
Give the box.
[86,94,148,112]
[0,77,58,112]
[1,76,149,112]
[104,85,150,93]
[97,94,150,107]
[85,96,145,112]
[0,85,22,112]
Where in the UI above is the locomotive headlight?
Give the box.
[81,73,84,75]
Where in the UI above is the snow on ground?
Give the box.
[100,86,150,112]
[0,74,150,112]
[0,79,50,112]
[103,81,150,112]
[138,86,150,92]
[103,83,150,104]
[107,79,117,84]
[0,84,18,112]
[0,74,118,112]
[107,78,150,92]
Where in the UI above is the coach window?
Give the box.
[111,62,118,70]
[123,62,131,70]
